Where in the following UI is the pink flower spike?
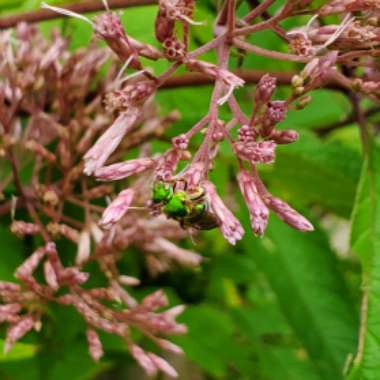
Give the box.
[255,73,277,104]
[44,261,59,291]
[100,189,135,229]
[130,345,158,377]
[235,141,276,165]
[237,170,269,236]
[0,304,22,323]
[4,316,35,354]
[202,181,244,245]
[266,196,314,232]
[83,110,139,175]
[148,353,178,378]
[270,129,299,144]
[86,328,104,362]
[142,289,168,310]
[147,237,203,268]
[76,230,91,265]
[155,338,184,355]
[94,158,155,181]
[15,247,46,281]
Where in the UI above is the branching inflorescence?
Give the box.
[0,0,379,376]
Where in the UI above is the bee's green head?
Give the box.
[152,182,173,203]
[163,191,189,218]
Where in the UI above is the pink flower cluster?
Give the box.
[1,0,379,375]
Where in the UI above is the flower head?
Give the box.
[100,188,135,229]
[83,110,139,175]
[237,170,269,236]
[95,158,156,181]
[202,181,244,245]
[265,196,314,232]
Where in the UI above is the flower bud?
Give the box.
[4,316,35,353]
[148,353,178,378]
[100,188,135,229]
[155,8,175,42]
[255,74,277,104]
[265,196,314,232]
[202,181,244,245]
[172,134,189,150]
[87,329,104,361]
[44,260,59,291]
[11,221,40,238]
[84,110,139,175]
[95,158,155,181]
[130,345,158,377]
[270,129,299,144]
[237,170,269,236]
[76,230,91,265]
[235,141,276,165]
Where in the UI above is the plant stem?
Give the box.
[0,0,157,29]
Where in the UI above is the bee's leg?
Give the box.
[180,220,187,230]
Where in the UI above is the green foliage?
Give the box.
[241,217,358,380]
[265,130,361,217]
[0,1,376,380]
[347,140,380,380]
[0,226,24,280]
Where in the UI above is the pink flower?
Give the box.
[301,51,338,88]
[4,316,35,353]
[141,289,168,311]
[105,81,156,113]
[95,158,155,181]
[235,141,276,165]
[99,189,135,229]
[237,170,269,236]
[238,125,258,143]
[186,60,245,104]
[148,353,178,378]
[270,129,299,144]
[60,268,89,286]
[155,149,182,181]
[83,110,139,175]
[43,261,59,291]
[10,221,40,238]
[265,196,314,232]
[155,338,183,354]
[202,181,244,245]
[86,328,104,361]
[76,230,91,265]
[15,247,46,282]
[0,304,22,323]
[172,133,189,150]
[144,237,203,268]
[181,162,205,189]
[130,345,158,377]
[255,74,277,104]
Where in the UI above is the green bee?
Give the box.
[152,181,219,230]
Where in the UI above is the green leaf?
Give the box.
[347,140,380,380]
[263,131,362,217]
[173,305,250,378]
[0,341,37,361]
[0,358,40,380]
[0,225,25,281]
[241,217,358,380]
[282,90,351,130]
[42,339,109,380]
